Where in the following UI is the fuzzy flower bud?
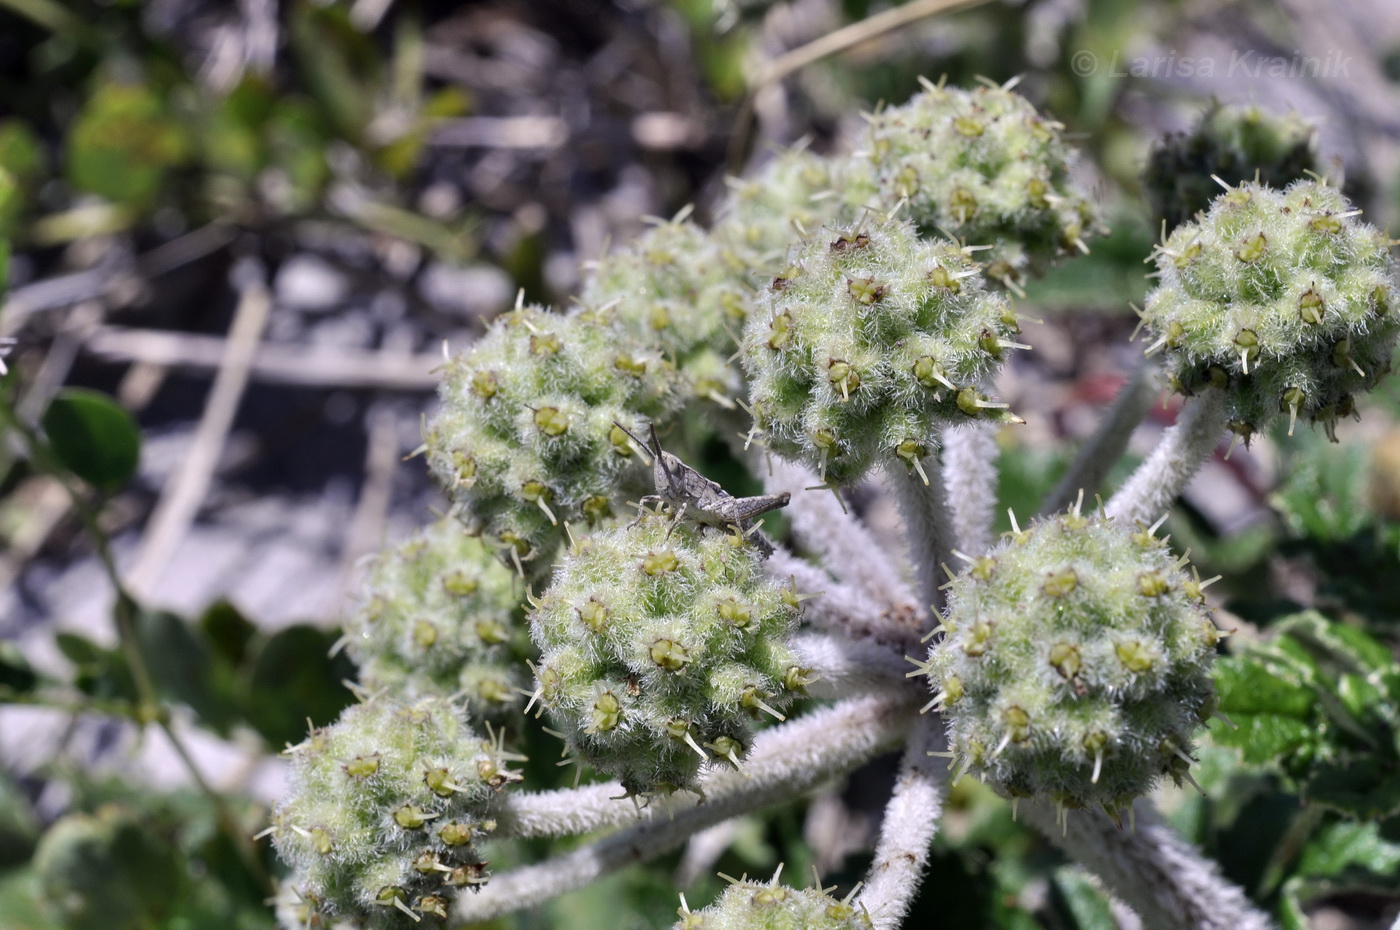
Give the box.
[847,78,1097,287]
[424,305,685,571]
[1145,101,1319,233]
[924,509,1220,813]
[673,869,871,930]
[713,147,849,273]
[270,696,519,927]
[741,216,1021,485]
[1140,178,1398,441]
[529,514,808,796]
[342,518,525,716]
[581,216,751,405]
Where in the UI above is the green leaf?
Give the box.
[33,808,185,930]
[245,625,355,748]
[0,868,63,930]
[0,640,38,694]
[1296,819,1400,880]
[41,389,141,491]
[134,609,239,735]
[1209,656,1318,764]
[1049,867,1119,930]
[0,772,39,868]
[1276,612,1394,675]
[1271,431,1373,542]
[55,632,137,703]
[66,83,189,207]
[1304,757,1400,820]
[198,600,258,669]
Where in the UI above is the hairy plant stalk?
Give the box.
[1018,797,1274,930]
[1105,389,1227,527]
[889,454,957,620]
[791,631,918,698]
[1042,358,1159,516]
[465,694,917,919]
[854,718,945,929]
[941,421,1000,555]
[765,457,919,611]
[766,547,924,651]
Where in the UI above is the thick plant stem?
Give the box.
[1042,358,1159,516]
[1019,798,1274,930]
[465,695,916,919]
[854,718,945,929]
[790,631,918,698]
[889,455,957,620]
[1105,389,1227,527]
[941,421,1000,556]
[766,547,924,652]
[765,457,919,612]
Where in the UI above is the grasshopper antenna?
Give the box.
[648,422,673,484]
[613,420,653,462]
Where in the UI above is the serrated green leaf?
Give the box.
[1304,757,1400,820]
[1296,819,1400,879]
[1049,867,1119,930]
[1209,656,1319,763]
[41,389,141,491]
[1271,433,1373,542]
[1278,612,1394,675]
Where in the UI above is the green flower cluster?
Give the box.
[581,216,751,405]
[847,78,1097,287]
[342,518,525,716]
[271,696,519,927]
[713,147,848,273]
[742,215,1021,485]
[424,305,685,572]
[674,872,871,930]
[923,509,1220,813]
[529,513,808,796]
[1140,178,1398,441]
[1145,101,1319,232]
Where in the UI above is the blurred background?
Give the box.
[2,1,1400,928]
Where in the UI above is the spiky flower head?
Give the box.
[580,215,750,406]
[1145,101,1319,233]
[923,507,1221,813]
[673,868,871,930]
[847,78,1097,288]
[713,146,848,273]
[342,518,525,716]
[424,304,684,573]
[741,215,1022,486]
[1140,178,1398,442]
[270,696,520,928]
[529,513,809,796]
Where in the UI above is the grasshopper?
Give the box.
[614,422,790,553]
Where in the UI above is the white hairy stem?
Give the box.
[1105,389,1228,527]
[941,421,1000,556]
[791,631,918,698]
[462,695,917,920]
[854,717,946,929]
[766,547,923,651]
[1019,797,1274,930]
[764,457,919,611]
[1043,358,1160,516]
[888,455,957,621]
